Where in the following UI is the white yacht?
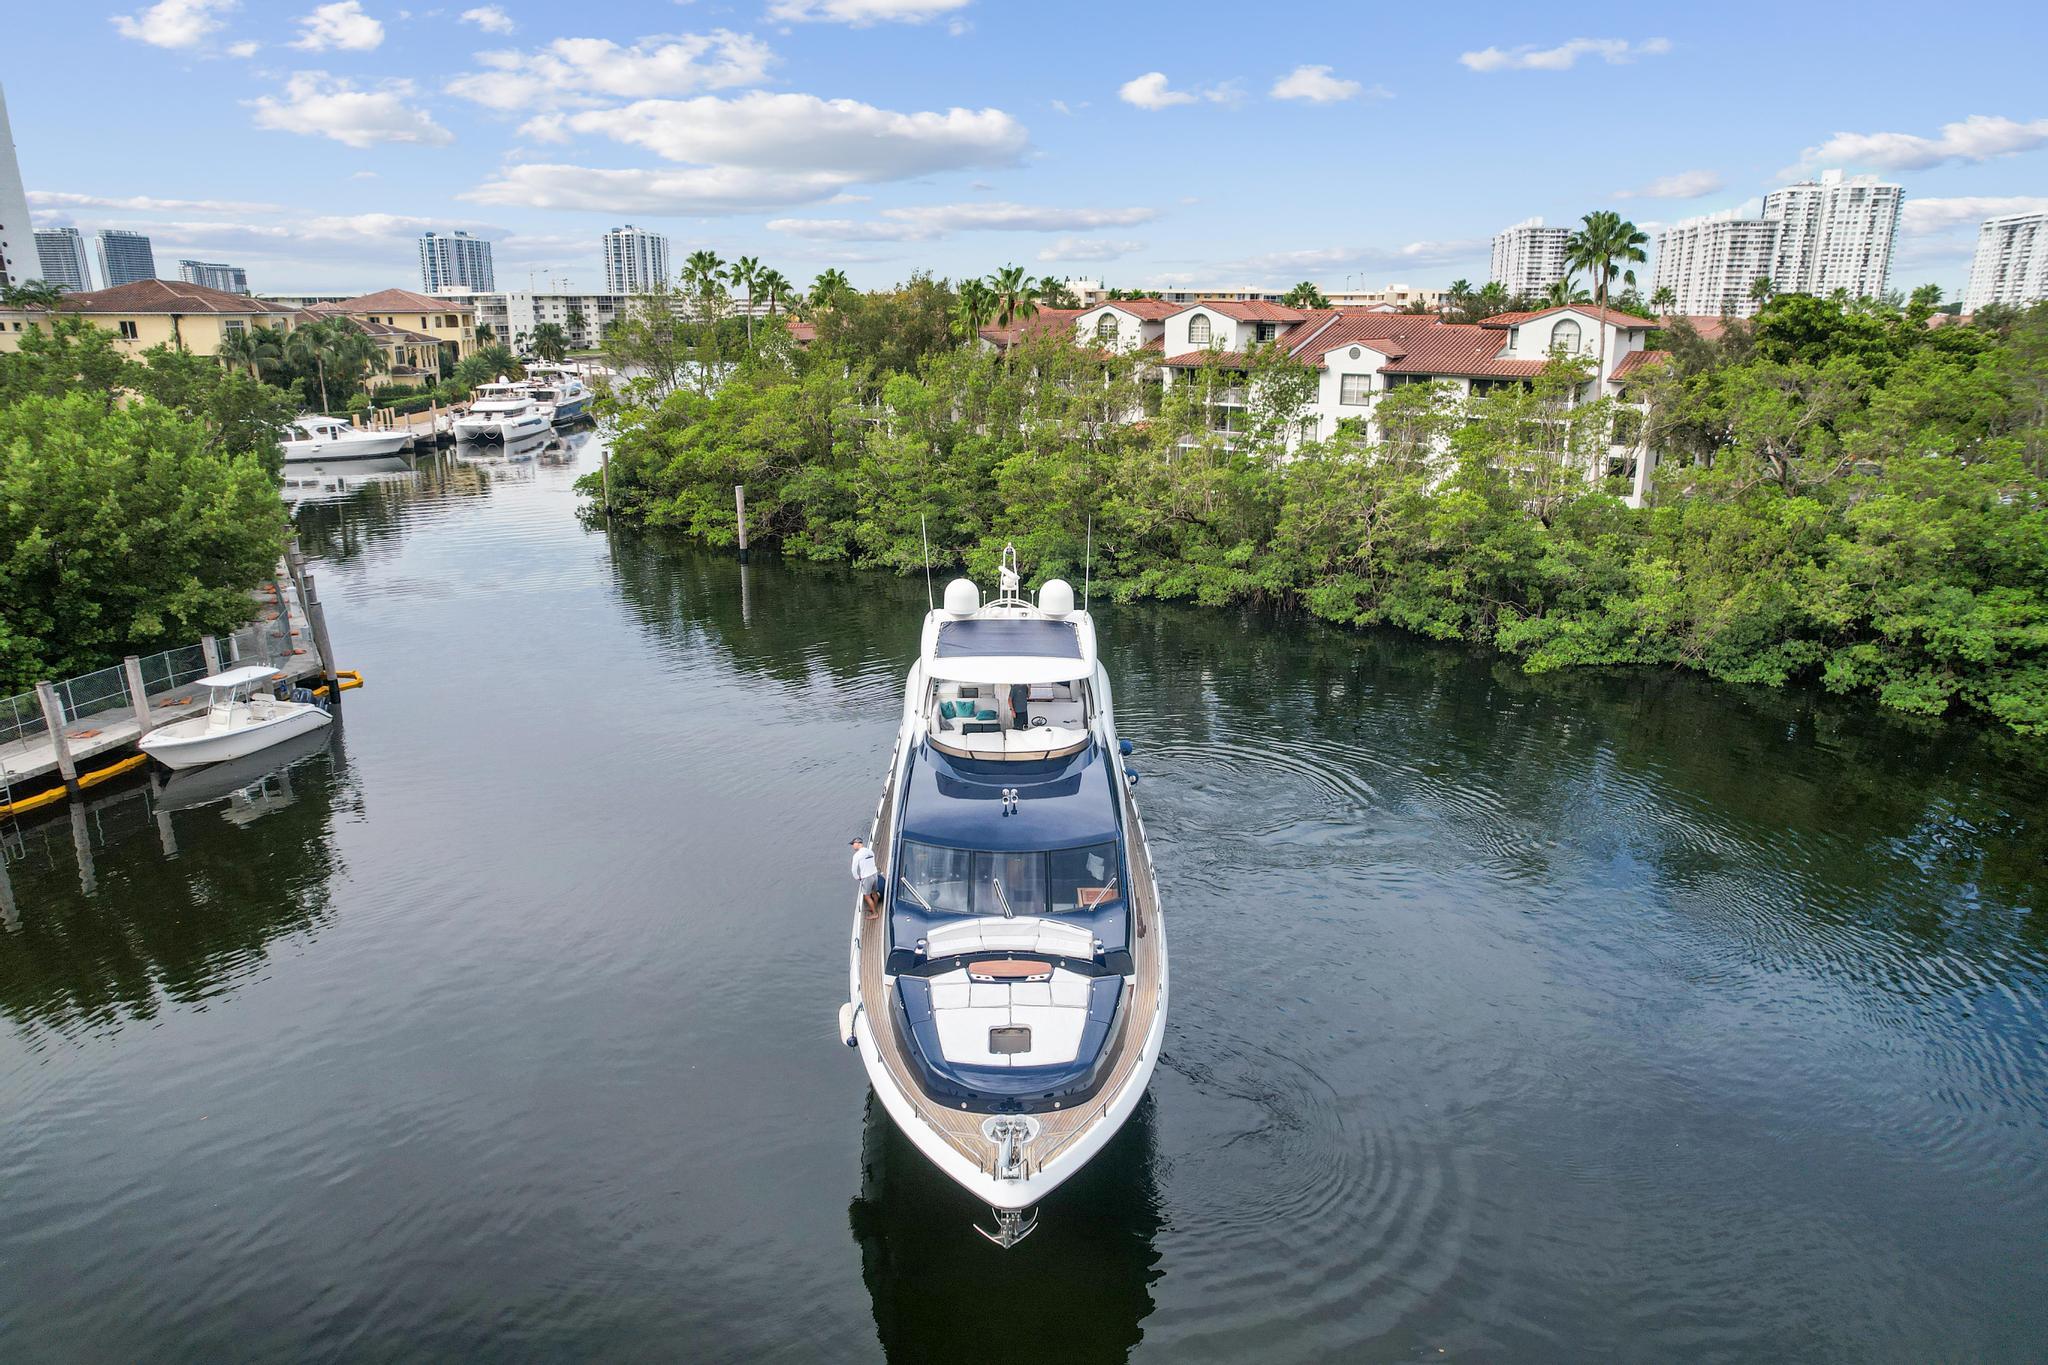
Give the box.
[453,379,551,443]
[138,666,331,772]
[524,365,594,425]
[842,547,1167,1247]
[279,415,412,464]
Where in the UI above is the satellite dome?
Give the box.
[1038,578,1076,617]
[943,578,980,617]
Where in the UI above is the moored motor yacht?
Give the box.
[279,414,412,464]
[524,365,594,425]
[138,665,332,772]
[842,546,1167,1247]
[452,378,551,443]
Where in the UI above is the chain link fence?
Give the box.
[1,690,45,750]
[137,644,209,696]
[55,665,133,725]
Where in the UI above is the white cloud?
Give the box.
[1785,115,2048,175]
[1118,71,1239,111]
[546,92,1026,180]
[291,1,385,52]
[1459,37,1671,72]
[111,0,237,49]
[460,5,514,33]
[464,163,853,214]
[1903,195,2048,235]
[227,38,260,57]
[1615,169,1725,199]
[1270,65,1382,103]
[1037,236,1145,263]
[249,73,452,148]
[447,32,773,111]
[769,202,1156,241]
[766,0,971,24]
[29,190,284,215]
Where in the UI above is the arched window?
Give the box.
[1549,318,1582,353]
[1188,314,1213,346]
[1095,314,1118,341]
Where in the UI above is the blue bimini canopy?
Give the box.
[934,618,1080,659]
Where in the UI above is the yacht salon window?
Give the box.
[897,841,1120,916]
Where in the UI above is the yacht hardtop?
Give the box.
[844,548,1166,1247]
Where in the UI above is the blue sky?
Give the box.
[9,0,2048,297]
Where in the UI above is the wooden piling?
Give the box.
[35,681,79,796]
[122,656,155,737]
[303,574,341,701]
[735,483,749,563]
[201,635,222,675]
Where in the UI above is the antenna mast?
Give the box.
[920,514,935,611]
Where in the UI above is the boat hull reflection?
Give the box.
[155,724,338,813]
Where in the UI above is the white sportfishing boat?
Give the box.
[452,379,551,443]
[841,546,1167,1247]
[279,415,412,464]
[138,666,332,772]
[524,365,594,425]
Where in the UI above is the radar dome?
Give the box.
[943,578,980,617]
[1038,578,1076,617]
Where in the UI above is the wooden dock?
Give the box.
[856,750,1165,1179]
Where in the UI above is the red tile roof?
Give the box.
[785,320,817,344]
[1480,304,1655,330]
[336,288,470,314]
[1161,350,1254,368]
[1173,299,1307,322]
[1656,314,1729,340]
[55,279,295,315]
[1608,349,1672,382]
[1095,297,1181,320]
[1380,323,1543,380]
[1925,312,1974,329]
[978,307,1086,347]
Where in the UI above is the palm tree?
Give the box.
[1650,285,1677,315]
[987,264,1038,328]
[757,268,794,316]
[1444,279,1474,321]
[563,306,586,345]
[531,322,568,363]
[219,323,284,382]
[951,278,996,340]
[809,268,851,315]
[286,319,341,411]
[731,255,762,344]
[1281,281,1331,309]
[1472,281,1511,319]
[1749,275,1776,307]
[1036,275,1079,308]
[683,250,728,323]
[1564,209,1649,383]
[1542,275,1592,308]
[476,321,496,345]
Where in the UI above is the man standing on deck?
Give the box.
[851,837,882,917]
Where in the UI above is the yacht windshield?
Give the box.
[896,840,1117,916]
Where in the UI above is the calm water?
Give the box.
[4,435,2046,1362]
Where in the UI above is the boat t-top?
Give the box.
[279,414,412,464]
[453,377,552,443]
[524,365,594,425]
[138,665,332,772]
[842,546,1167,1247]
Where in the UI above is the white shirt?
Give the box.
[851,845,878,881]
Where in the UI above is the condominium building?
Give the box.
[448,288,639,352]
[0,83,34,289]
[95,229,158,287]
[1963,212,2048,311]
[602,225,670,294]
[1489,218,1571,298]
[1762,169,1901,299]
[35,227,93,291]
[178,259,250,294]
[1652,212,1782,317]
[418,229,495,292]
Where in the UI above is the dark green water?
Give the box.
[3,435,2046,1361]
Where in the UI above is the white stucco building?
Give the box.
[1963,212,2048,311]
[1490,218,1572,298]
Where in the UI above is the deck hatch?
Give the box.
[988,1026,1033,1055]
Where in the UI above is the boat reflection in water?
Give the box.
[849,1089,1164,1364]
[154,722,338,818]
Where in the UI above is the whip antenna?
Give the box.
[921,514,935,611]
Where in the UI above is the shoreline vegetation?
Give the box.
[584,266,2048,738]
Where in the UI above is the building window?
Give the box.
[117,320,139,340]
[1188,314,1212,346]
[1339,374,1373,405]
[1549,318,1581,353]
[1255,321,1279,342]
[224,320,245,335]
[1094,315,1117,341]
